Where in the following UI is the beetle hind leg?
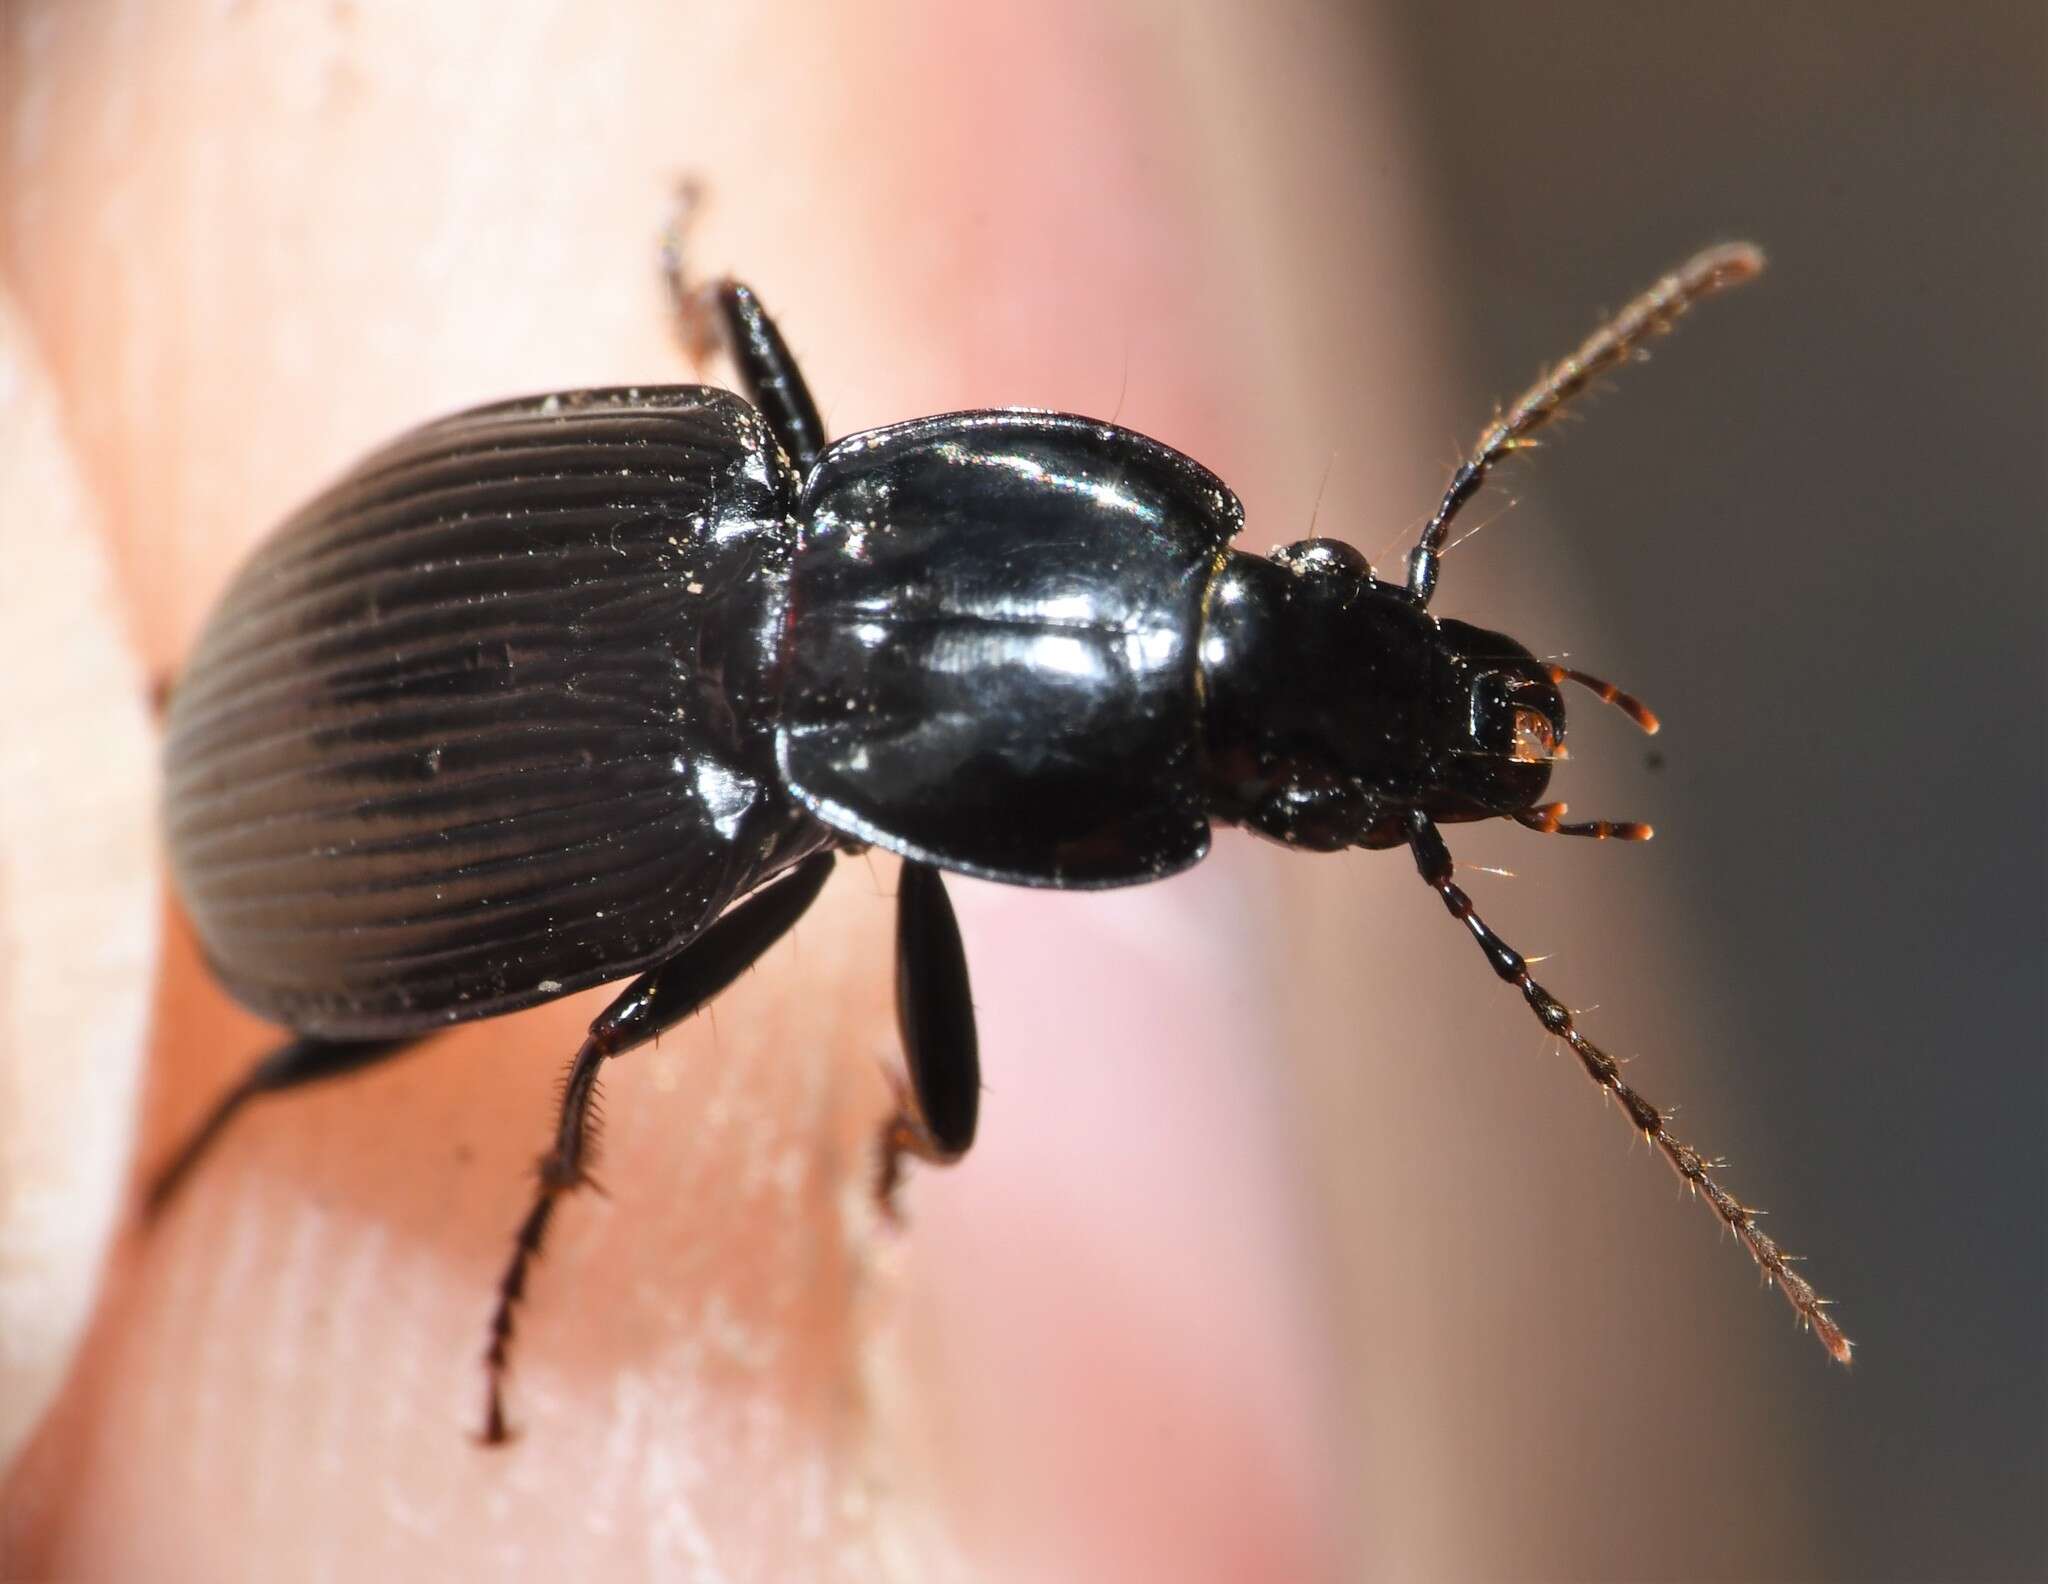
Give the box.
[142,1034,421,1219]
[876,861,981,1219]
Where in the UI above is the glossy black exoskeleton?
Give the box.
[152,230,1848,1442]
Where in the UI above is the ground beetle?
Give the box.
[150,215,1850,1442]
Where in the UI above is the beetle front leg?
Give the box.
[661,185,827,473]
[877,860,981,1218]
[480,851,835,1444]
[1402,810,1851,1362]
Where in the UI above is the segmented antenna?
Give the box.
[1406,244,1766,606]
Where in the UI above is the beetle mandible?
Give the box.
[149,218,1850,1442]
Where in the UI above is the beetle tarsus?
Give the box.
[141,1078,260,1221]
[481,1181,564,1447]
[871,1095,967,1227]
[478,853,836,1437]
[872,1108,921,1226]
[141,1035,421,1220]
[659,177,719,366]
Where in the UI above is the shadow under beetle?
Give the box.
[150,222,1850,1443]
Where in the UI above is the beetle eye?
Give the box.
[1508,706,1557,763]
[1269,536,1373,585]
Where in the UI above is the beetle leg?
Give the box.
[141,1035,421,1218]
[877,861,981,1219]
[480,850,835,1445]
[1402,810,1852,1363]
[1403,244,1764,606]
[697,280,827,476]
[660,189,827,473]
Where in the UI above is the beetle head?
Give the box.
[1431,619,1569,821]
[1425,622,1661,842]
[1202,539,1653,850]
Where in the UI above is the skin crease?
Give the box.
[1,3,1822,1580]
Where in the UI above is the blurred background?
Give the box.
[1385,7,2042,1577]
[1,2,2040,1580]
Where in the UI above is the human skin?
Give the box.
[2,3,1821,1579]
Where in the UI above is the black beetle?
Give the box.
[149,228,1849,1441]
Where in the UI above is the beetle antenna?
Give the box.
[1405,811,1853,1363]
[1404,243,1765,607]
[1545,665,1660,734]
